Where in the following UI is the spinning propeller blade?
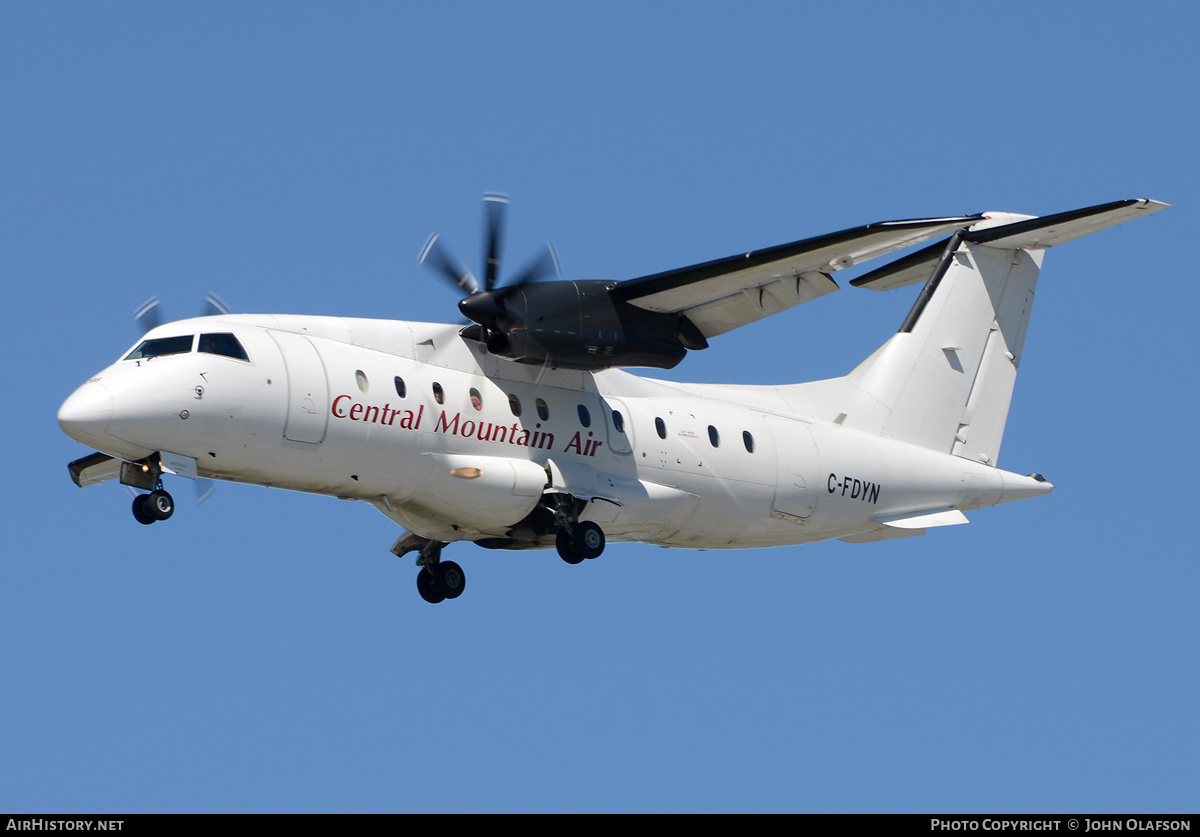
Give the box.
[508,241,562,286]
[419,193,561,344]
[482,192,508,292]
[419,234,480,295]
[134,297,163,335]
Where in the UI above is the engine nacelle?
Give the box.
[461,280,707,369]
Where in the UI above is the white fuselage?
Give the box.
[59,314,1050,549]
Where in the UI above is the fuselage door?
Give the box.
[269,330,329,445]
[601,397,634,454]
[764,415,820,521]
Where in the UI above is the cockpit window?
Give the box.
[125,335,194,360]
[198,333,250,361]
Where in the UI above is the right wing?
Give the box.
[610,215,983,339]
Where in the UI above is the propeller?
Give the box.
[134,292,231,336]
[419,193,561,348]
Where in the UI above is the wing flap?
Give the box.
[611,215,982,338]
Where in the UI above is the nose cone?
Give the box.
[58,381,114,448]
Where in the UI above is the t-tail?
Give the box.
[831,199,1168,465]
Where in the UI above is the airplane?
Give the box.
[58,196,1168,603]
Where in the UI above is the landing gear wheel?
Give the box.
[146,489,174,521]
[434,561,466,599]
[132,494,156,525]
[571,521,605,560]
[556,530,584,564]
[416,569,446,604]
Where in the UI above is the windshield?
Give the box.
[124,335,194,360]
[198,332,249,361]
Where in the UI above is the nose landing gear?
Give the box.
[132,488,175,525]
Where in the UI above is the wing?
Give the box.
[610,215,982,339]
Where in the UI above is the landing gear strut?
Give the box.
[392,533,465,605]
[548,491,606,564]
[132,487,174,525]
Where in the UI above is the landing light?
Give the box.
[450,467,483,480]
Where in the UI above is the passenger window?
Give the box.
[655,417,666,439]
[125,335,194,360]
[612,410,625,433]
[355,370,369,393]
[395,377,407,398]
[743,431,755,453]
[469,387,483,411]
[508,394,522,417]
[432,382,444,405]
[708,425,720,447]
[198,333,249,361]
[536,398,550,421]
[577,404,591,427]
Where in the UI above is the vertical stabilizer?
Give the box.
[838,199,1167,466]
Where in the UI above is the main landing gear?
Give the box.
[392,533,465,605]
[391,494,609,604]
[556,520,605,564]
[132,488,174,525]
[549,493,606,565]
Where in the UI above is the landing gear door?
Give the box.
[269,331,329,445]
[601,397,634,455]
[764,415,820,521]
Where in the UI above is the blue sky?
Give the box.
[3,2,1197,812]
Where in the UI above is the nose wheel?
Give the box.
[132,489,175,525]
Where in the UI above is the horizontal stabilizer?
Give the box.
[851,236,953,291]
[68,452,121,487]
[963,198,1169,250]
[873,508,969,529]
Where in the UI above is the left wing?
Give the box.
[610,215,982,339]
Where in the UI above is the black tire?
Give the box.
[556,530,584,564]
[416,569,445,604]
[435,561,466,599]
[132,495,156,525]
[147,489,174,521]
[571,521,605,560]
